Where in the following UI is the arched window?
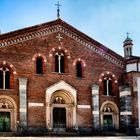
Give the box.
[104,77,112,96]
[55,52,64,73]
[76,62,82,78]
[36,57,43,74]
[0,67,10,89]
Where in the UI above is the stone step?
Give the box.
[0,132,15,137]
[50,131,79,136]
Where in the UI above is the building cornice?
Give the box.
[0,19,125,68]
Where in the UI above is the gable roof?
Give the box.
[0,19,126,68]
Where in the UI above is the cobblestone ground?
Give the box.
[0,137,139,140]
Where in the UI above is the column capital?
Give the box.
[119,85,131,92]
[92,84,99,95]
[92,84,99,90]
[18,77,28,85]
[119,85,131,97]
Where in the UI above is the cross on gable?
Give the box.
[56,34,63,41]
[55,2,62,19]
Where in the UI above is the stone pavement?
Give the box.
[0,137,139,140]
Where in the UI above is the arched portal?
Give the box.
[46,80,77,132]
[100,101,119,131]
[0,95,17,132]
[51,90,74,131]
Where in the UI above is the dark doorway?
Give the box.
[0,112,10,132]
[53,107,66,131]
[103,115,113,131]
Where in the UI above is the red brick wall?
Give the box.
[0,31,125,128]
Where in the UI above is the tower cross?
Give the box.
[55,2,62,19]
[127,32,129,38]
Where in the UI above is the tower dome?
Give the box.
[123,33,133,58]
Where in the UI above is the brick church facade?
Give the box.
[0,18,140,135]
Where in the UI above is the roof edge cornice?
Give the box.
[0,19,126,68]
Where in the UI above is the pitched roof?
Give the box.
[126,55,140,64]
[0,19,126,68]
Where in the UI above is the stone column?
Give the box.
[19,78,28,126]
[119,86,132,129]
[92,84,100,131]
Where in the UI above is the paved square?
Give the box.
[0,137,139,140]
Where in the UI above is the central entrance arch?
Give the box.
[46,80,77,131]
[50,90,75,131]
[100,101,119,131]
[0,95,17,132]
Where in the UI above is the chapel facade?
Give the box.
[0,18,139,135]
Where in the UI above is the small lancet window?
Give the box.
[0,67,10,89]
[76,61,82,78]
[103,77,112,96]
[36,57,43,74]
[55,52,65,73]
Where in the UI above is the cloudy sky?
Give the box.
[0,0,140,56]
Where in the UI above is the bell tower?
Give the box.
[123,33,133,59]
